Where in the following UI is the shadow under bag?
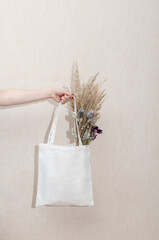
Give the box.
[35,97,94,207]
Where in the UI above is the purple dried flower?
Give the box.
[91,125,103,134]
[87,110,94,119]
[77,108,85,118]
[91,125,98,132]
[97,128,103,134]
[91,134,97,140]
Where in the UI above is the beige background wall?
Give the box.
[0,0,159,239]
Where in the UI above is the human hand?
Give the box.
[50,88,74,104]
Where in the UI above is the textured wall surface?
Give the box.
[0,1,159,240]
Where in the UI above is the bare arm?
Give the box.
[0,88,74,107]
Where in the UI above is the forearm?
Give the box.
[0,88,52,106]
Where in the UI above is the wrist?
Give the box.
[42,88,54,99]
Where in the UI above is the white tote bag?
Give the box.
[35,97,94,207]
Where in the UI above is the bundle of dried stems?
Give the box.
[64,61,107,145]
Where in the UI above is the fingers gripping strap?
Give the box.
[48,97,82,146]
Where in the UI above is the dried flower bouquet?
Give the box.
[64,62,107,146]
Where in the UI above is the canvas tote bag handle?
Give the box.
[47,96,83,146]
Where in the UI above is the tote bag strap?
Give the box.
[47,96,83,146]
